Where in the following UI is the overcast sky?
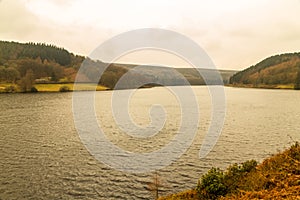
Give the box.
[1,0,300,70]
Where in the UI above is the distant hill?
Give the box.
[77,59,237,89]
[229,52,300,89]
[0,40,237,90]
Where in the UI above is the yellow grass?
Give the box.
[0,83,17,92]
[0,83,108,93]
[0,83,9,90]
[274,84,294,89]
[34,83,108,92]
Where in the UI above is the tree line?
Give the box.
[0,41,82,66]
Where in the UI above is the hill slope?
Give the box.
[0,40,237,91]
[159,142,300,200]
[229,52,300,89]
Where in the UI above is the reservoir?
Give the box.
[0,86,299,199]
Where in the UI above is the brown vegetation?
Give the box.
[230,52,300,89]
[159,142,300,200]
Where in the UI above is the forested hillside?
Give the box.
[0,40,237,92]
[229,52,300,89]
[0,41,84,85]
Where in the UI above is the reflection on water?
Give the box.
[0,87,299,199]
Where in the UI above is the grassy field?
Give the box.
[0,83,17,92]
[35,83,108,92]
[274,84,295,89]
[0,83,109,93]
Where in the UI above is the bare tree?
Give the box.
[148,172,163,200]
[18,69,35,92]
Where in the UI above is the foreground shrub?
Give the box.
[224,159,258,193]
[241,159,257,173]
[197,160,258,199]
[289,141,300,161]
[197,168,227,199]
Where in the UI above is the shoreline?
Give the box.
[1,83,298,94]
[226,83,295,90]
[0,83,109,93]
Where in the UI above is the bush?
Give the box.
[197,168,227,199]
[30,87,38,93]
[224,160,258,193]
[59,85,70,92]
[224,164,242,193]
[241,159,258,173]
[197,160,258,199]
[288,141,300,162]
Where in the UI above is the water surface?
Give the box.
[0,87,299,199]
